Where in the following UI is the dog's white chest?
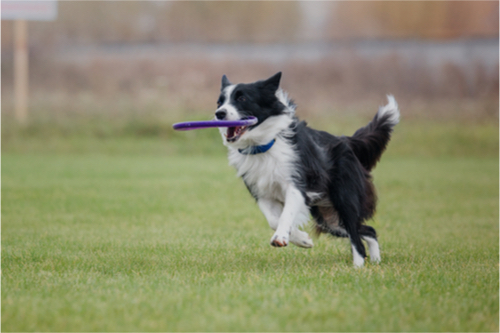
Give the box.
[228,139,296,203]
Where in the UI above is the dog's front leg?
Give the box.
[269,186,310,247]
[258,198,313,248]
[257,198,283,230]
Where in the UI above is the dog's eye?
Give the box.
[237,95,246,102]
[217,100,222,108]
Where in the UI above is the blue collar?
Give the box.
[238,139,276,155]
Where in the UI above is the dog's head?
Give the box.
[215,72,295,149]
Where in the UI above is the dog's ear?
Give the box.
[260,72,282,92]
[221,75,232,90]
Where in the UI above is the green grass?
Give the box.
[2,119,499,331]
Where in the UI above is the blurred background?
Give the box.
[1,1,499,154]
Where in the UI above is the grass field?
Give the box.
[2,119,499,331]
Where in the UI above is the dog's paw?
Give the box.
[270,232,289,247]
[353,257,365,268]
[370,254,381,264]
[351,245,365,268]
[290,229,314,248]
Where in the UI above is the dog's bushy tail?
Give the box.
[348,95,400,171]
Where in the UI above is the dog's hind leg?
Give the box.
[328,196,367,267]
[258,197,313,248]
[328,150,368,267]
[360,225,381,263]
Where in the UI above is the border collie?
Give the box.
[215,72,399,267]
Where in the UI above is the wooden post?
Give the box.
[14,19,28,124]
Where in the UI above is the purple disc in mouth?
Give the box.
[172,116,258,131]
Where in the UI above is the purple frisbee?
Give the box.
[173,116,258,131]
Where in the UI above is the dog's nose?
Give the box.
[215,109,227,120]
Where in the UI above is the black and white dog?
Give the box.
[215,72,399,267]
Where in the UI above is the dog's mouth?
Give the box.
[225,125,248,142]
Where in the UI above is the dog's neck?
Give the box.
[238,139,276,155]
